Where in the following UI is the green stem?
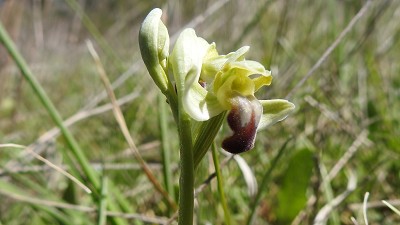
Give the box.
[211,143,232,225]
[177,112,194,225]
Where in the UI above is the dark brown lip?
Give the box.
[222,103,258,154]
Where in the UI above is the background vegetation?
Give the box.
[1,0,399,224]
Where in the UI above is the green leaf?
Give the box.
[275,149,313,224]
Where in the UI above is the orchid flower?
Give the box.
[140,8,295,155]
[169,29,295,154]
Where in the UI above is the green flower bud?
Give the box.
[139,8,170,93]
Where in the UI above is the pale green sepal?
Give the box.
[139,8,169,92]
[258,99,295,131]
[170,29,224,121]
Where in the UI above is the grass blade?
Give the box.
[97,174,108,225]
[382,200,400,217]
[211,142,232,225]
[158,94,176,207]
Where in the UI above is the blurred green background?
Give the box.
[1,0,400,224]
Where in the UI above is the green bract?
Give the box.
[139,8,295,154]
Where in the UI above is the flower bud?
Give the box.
[139,8,170,92]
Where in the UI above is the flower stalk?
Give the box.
[177,111,195,224]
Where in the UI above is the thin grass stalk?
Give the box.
[211,142,232,225]
[320,164,340,225]
[97,175,108,225]
[246,138,292,225]
[0,23,128,225]
[158,94,176,208]
[382,200,400,216]
[363,193,370,225]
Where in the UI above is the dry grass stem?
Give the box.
[350,199,400,211]
[314,171,357,225]
[351,217,360,225]
[382,200,400,216]
[363,192,370,225]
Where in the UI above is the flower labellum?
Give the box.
[222,95,262,154]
